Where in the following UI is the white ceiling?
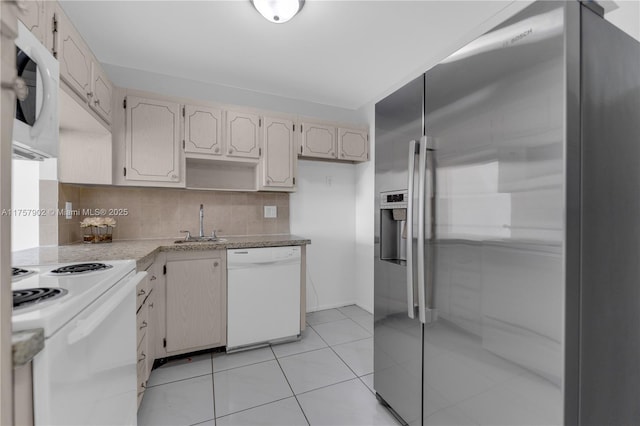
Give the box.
[60,1,533,110]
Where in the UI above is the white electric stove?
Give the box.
[12,260,146,426]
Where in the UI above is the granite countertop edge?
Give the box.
[12,328,44,367]
[12,234,311,270]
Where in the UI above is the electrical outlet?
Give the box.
[264,206,277,218]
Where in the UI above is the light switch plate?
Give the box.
[264,206,277,218]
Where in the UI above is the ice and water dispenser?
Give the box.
[380,190,408,263]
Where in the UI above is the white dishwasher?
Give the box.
[227,246,301,351]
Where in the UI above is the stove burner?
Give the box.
[13,288,68,309]
[50,263,113,275]
[12,267,35,279]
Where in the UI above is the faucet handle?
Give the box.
[180,230,191,241]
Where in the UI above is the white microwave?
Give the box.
[13,21,59,161]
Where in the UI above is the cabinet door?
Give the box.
[165,253,226,353]
[226,110,261,159]
[54,6,91,101]
[338,127,369,162]
[300,122,337,159]
[262,116,295,189]
[184,105,223,156]
[125,96,181,183]
[18,0,46,45]
[90,62,112,124]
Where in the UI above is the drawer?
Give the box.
[136,343,148,407]
[136,277,149,311]
[136,301,149,348]
[137,343,148,380]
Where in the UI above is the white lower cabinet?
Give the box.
[136,255,164,406]
[165,250,227,356]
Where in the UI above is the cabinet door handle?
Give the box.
[171,174,178,180]
[138,352,146,362]
[228,148,233,154]
[87,91,94,98]
[94,99,100,106]
[139,321,148,330]
[214,147,220,153]
[148,302,154,309]
[213,261,219,267]
[137,289,146,296]
[149,275,156,281]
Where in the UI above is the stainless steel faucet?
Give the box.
[199,204,205,237]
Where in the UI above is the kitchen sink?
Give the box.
[174,237,227,244]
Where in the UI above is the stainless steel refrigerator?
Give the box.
[373,1,640,425]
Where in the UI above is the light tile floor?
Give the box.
[138,305,401,426]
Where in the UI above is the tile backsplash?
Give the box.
[58,184,290,245]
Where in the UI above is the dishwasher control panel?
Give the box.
[227,246,301,267]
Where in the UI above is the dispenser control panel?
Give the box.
[380,190,408,209]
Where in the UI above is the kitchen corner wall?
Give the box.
[58,184,289,244]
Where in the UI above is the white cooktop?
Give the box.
[12,259,136,338]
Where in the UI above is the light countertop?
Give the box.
[12,328,44,366]
[12,234,311,269]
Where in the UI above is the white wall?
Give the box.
[606,1,640,41]
[354,104,375,313]
[290,160,357,311]
[104,64,365,124]
[11,160,40,251]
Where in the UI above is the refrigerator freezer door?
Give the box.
[374,75,424,425]
[423,1,566,424]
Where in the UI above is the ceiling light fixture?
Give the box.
[251,0,305,24]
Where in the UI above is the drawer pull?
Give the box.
[139,320,148,329]
[138,353,146,363]
[150,275,157,281]
[137,289,146,296]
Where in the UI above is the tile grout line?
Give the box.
[269,345,311,426]
[307,322,372,349]
[305,322,374,394]
[210,353,217,426]
[146,371,212,389]
[212,354,275,374]
[214,395,294,421]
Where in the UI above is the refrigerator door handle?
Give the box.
[406,139,417,319]
[417,137,428,324]
[418,136,437,324]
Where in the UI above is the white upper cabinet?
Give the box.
[18,0,47,45]
[338,127,369,162]
[90,62,112,124]
[261,116,295,190]
[299,122,337,160]
[54,5,91,101]
[54,3,113,126]
[125,96,182,183]
[226,110,261,159]
[184,105,223,156]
